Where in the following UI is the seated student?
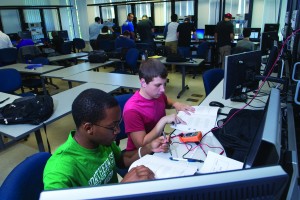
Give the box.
[123,59,195,151]
[15,35,34,49]
[43,89,169,190]
[235,28,255,52]
[96,26,117,51]
[115,30,136,50]
[51,31,64,54]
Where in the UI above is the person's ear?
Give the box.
[140,78,147,88]
[83,122,93,135]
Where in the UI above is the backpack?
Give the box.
[88,50,109,63]
[0,95,54,125]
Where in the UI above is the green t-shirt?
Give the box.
[43,131,121,190]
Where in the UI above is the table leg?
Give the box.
[0,135,5,150]
[177,65,189,99]
[34,130,45,152]
[41,77,47,95]
[68,81,73,88]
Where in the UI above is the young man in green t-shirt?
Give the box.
[43,89,169,190]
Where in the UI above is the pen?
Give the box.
[169,157,204,163]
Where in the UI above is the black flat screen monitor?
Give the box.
[57,30,69,41]
[264,23,279,33]
[260,31,279,55]
[18,31,32,39]
[249,28,261,40]
[243,88,281,168]
[263,45,278,76]
[223,50,262,100]
[154,26,165,35]
[205,25,216,36]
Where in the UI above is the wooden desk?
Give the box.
[159,57,204,98]
[63,71,140,89]
[0,83,119,152]
[48,52,88,63]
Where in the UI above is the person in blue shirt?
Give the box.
[115,30,136,50]
[89,17,103,50]
[122,13,135,40]
[15,35,34,49]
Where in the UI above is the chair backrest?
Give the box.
[0,68,22,93]
[125,48,140,74]
[0,152,51,200]
[18,45,42,63]
[197,41,209,59]
[114,93,133,146]
[31,57,50,65]
[97,39,115,52]
[202,68,224,96]
[0,48,18,66]
[60,41,73,55]
[73,38,85,52]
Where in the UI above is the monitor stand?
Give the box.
[230,94,247,102]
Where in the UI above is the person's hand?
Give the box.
[162,113,186,126]
[150,136,169,153]
[173,102,195,115]
[121,165,155,183]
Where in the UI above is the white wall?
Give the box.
[198,0,210,28]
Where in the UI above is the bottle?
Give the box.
[144,50,148,60]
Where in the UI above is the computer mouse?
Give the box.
[209,101,224,108]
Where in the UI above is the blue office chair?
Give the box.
[114,93,133,177]
[0,48,18,66]
[0,152,51,200]
[202,68,224,96]
[73,38,86,52]
[192,41,210,79]
[0,68,34,96]
[125,48,140,74]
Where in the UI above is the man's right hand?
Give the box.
[121,165,155,183]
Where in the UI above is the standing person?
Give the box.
[177,17,198,58]
[235,28,255,51]
[214,13,234,68]
[43,89,169,190]
[123,59,195,151]
[0,30,13,49]
[122,13,135,40]
[137,15,155,45]
[89,17,103,50]
[164,14,179,54]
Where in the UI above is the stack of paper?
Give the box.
[129,154,198,179]
[171,106,219,133]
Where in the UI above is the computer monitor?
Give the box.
[260,31,279,55]
[204,25,216,36]
[263,45,278,76]
[243,88,281,168]
[223,50,261,100]
[249,28,261,40]
[154,26,165,36]
[57,30,69,41]
[18,31,32,39]
[195,29,205,39]
[39,165,288,199]
[264,23,279,33]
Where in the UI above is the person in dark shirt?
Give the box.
[176,17,197,58]
[137,15,154,44]
[214,13,234,68]
[115,30,136,50]
[96,26,117,51]
[51,31,64,54]
[15,35,34,49]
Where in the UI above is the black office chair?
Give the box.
[125,48,140,74]
[60,41,73,55]
[73,38,86,52]
[97,39,116,52]
[193,41,210,79]
[0,48,18,66]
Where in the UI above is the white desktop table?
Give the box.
[48,52,88,63]
[63,71,140,89]
[0,83,119,152]
[41,61,114,88]
[159,57,204,98]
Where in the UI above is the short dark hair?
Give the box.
[138,59,168,84]
[102,26,109,33]
[128,13,134,17]
[72,89,118,128]
[122,30,130,36]
[95,17,100,22]
[171,14,178,22]
[243,28,251,38]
